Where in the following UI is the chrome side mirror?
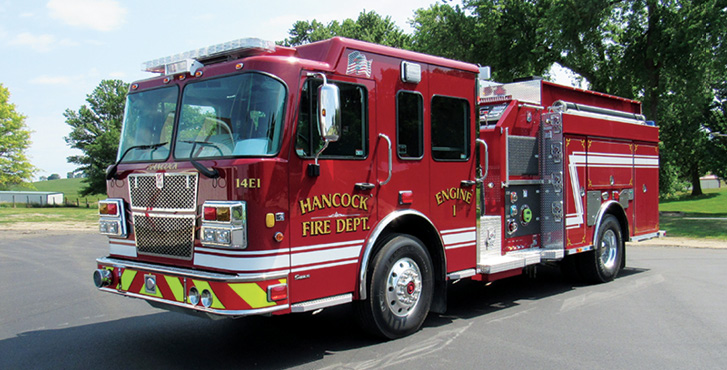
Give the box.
[307,73,341,176]
[317,82,341,142]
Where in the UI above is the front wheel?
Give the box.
[578,214,623,283]
[355,234,434,339]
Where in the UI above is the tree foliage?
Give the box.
[280,10,412,49]
[0,83,35,189]
[65,79,128,196]
[282,1,727,197]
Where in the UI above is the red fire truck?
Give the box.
[94,37,660,339]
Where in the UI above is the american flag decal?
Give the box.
[346,51,372,78]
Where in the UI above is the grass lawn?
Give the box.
[0,205,98,224]
[659,216,727,239]
[659,185,727,240]
[660,186,727,216]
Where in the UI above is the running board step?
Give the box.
[290,293,352,313]
[477,250,541,274]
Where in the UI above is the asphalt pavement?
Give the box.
[1,231,725,369]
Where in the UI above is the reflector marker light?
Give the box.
[399,190,414,205]
[268,284,288,302]
[274,232,284,242]
[141,38,275,74]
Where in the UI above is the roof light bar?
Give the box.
[142,37,276,74]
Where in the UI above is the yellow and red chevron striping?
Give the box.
[107,266,287,311]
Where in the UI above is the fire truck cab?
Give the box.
[94,37,660,339]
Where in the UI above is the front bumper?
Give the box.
[96,257,289,317]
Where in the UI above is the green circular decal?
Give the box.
[521,206,532,224]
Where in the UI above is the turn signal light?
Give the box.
[217,207,230,222]
[203,206,233,222]
[203,206,217,221]
[99,202,118,216]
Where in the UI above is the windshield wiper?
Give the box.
[180,140,221,179]
[106,142,168,180]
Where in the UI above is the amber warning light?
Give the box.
[99,202,118,216]
[203,206,231,222]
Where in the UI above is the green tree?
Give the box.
[0,83,35,189]
[411,1,554,81]
[65,79,128,196]
[281,10,413,49]
[540,0,727,195]
[413,0,727,196]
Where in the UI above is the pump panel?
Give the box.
[504,185,541,238]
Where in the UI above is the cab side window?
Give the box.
[431,96,469,161]
[396,91,423,159]
[296,79,367,159]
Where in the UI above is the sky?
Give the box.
[0,0,576,180]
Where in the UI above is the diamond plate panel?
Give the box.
[129,173,198,211]
[508,135,539,176]
[133,214,195,260]
[540,112,564,250]
[478,215,502,258]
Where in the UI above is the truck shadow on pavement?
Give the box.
[0,266,648,369]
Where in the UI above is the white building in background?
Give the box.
[0,191,64,205]
[700,175,722,189]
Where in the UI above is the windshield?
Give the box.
[118,86,178,162]
[174,73,287,159]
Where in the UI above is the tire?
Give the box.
[578,214,623,283]
[355,233,434,339]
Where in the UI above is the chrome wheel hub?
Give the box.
[599,229,618,269]
[385,257,422,317]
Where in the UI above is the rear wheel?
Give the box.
[355,234,433,339]
[578,214,623,283]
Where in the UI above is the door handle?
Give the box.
[475,139,488,182]
[355,182,376,191]
[378,133,392,186]
[461,180,476,187]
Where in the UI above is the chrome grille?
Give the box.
[133,214,195,260]
[129,173,198,211]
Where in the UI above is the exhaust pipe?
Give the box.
[93,269,113,288]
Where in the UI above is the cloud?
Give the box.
[9,32,56,52]
[30,75,74,85]
[8,32,79,52]
[20,12,34,18]
[47,0,127,32]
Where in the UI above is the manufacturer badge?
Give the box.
[155,173,164,189]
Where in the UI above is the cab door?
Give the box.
[374,78,430,230]
[288,74,377,304]
[426,67,479,273]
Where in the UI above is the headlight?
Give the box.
[99,198,127,238]
[200,201,247,249]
